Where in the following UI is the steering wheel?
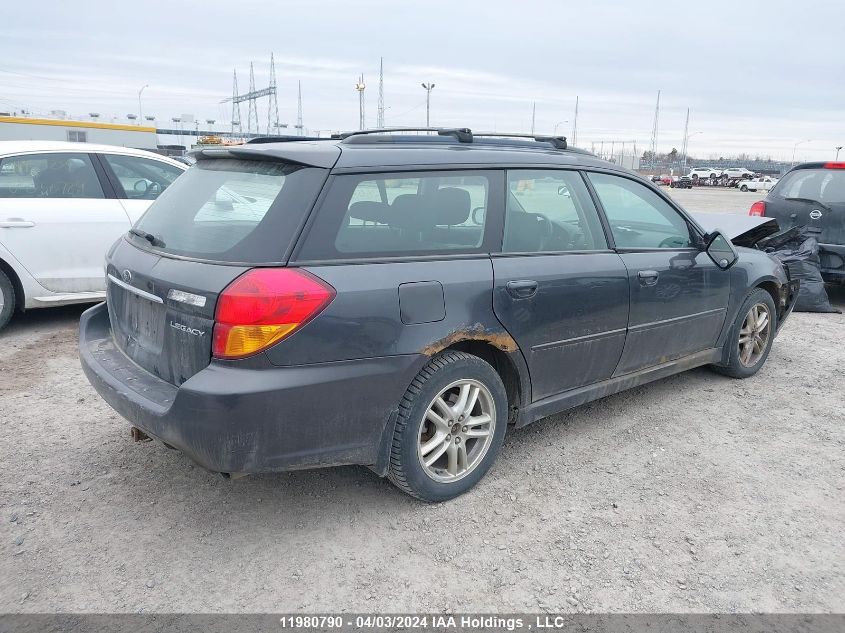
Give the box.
[533,213,557,250]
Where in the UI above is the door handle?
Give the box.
[0,218,35,228]
[506,280,539,299]
[637,270,659,286]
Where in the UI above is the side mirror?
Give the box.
[705,230,738,269]
[133,179,149,194]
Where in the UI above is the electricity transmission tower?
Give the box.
[224,56,278,140]
[377,57,385,129]
[267,53,281,135]
[649,90,661,167]
[230,70,242,138]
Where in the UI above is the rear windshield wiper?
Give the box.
[784,197,832,212]
[129,228,166,248]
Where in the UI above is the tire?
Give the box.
[740,185,748,192]
[387,350,508,502]
[0,269,15,332]
[711,288,777,379]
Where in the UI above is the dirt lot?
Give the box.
[1,188,844,613]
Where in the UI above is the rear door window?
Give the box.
[0,153,104,199]
[101,154,183,200]
[128,158,327,263]
[296,170,498,260]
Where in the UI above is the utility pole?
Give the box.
[137,84,149,124]
[355,75,366,130]
[377,57,385,129]
[296,81,304,136]
[572,95,579,145]
[230,70,241,139]
[649,90,661,167]
[530,102,536,135]
[421,82,435,127]
[681,107,690,171]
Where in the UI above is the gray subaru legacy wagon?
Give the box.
[80,129,799,501]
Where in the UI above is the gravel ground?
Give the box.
[1,188,843,613]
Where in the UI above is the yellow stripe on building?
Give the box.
[0,116,156,133]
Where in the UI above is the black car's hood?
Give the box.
[691,212,780,248]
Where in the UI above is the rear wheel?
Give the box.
[388,351,508,502]
[0,269,15,332]
[711,288,777,378]
[740,185,748,192]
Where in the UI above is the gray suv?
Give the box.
[80,129,799,501]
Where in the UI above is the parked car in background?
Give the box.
[670,175,693,189]
[750,161,845,282]
[721,167,754,180]
[739,176,778,192]
[80,129,799,502]
[687,167,721,180]
[0,141,186,330]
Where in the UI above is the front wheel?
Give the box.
[388,351,508,502]
[740,185,748,192]
[711,288,777,379]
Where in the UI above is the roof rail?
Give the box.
[335,127,474,143]
[471,132,567,150]
[246,135,325,144]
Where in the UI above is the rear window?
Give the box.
[772,168,845,204]
[296,170,497,260]
[129,159,326,263]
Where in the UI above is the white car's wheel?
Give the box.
[0,269,15,331]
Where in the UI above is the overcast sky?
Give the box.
[2,0,843,161]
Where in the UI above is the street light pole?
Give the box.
[791,139,811,166]
[421,83,435,127]
[683,131,703,171]
[836,146,842,160]
[553,120,568,136]
[138,84,149,124]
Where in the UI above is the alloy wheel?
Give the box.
[738,302,772,367]
[417,379,496,483]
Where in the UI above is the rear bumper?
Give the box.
[79,302,423,474]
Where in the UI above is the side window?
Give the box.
[101,154,183,200]
[588,172,693,249]
[297,171,493,259]
[504,170,607,252]
[0,153,104,199]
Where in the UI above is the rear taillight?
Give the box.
[212,268,335,359]
[749,201,766,217]
[823,162,845,169]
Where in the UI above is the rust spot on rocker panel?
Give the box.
[420,323,519,356]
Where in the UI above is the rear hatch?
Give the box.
[106,155,330,385]
[764,164,845,246]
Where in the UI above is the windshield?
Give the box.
[129,158,326,263]
[772,168,845,205]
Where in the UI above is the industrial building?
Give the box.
[0,115,158,149]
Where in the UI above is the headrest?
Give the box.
[390,194,427,231]
[434,187,471,225]
[348,201,390,224]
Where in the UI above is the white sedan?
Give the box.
[0,141,186,330]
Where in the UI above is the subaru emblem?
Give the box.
[121,269,132,283]
[809,209,823,220]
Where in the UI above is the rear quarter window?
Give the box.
[296,170,499,261]
[129,159,327,263]
[772,168,845,204]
